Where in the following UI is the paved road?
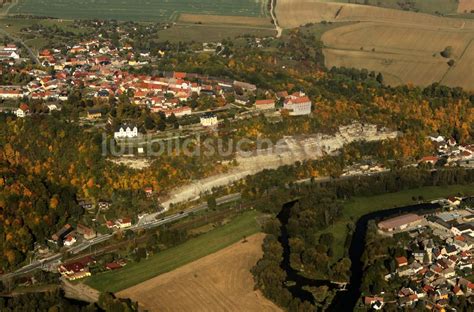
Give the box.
[0,1,40,64]
[137,192,241,226]
[0,193,241,281]
[0,28,39,64]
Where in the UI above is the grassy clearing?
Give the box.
[0,17,94,49]
[85,210,261,292]
[321,184,474,262]
[157,24,275,42]
[178,13,273,27]
[9,0,268,22]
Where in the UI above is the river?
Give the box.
[277,200,442,311]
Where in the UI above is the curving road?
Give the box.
[270,0,282,37]
[0,193,241,282]
[0,0,39,64]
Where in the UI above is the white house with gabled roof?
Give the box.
[114,124,138,139]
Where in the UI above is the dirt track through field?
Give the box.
[117,233,280,312]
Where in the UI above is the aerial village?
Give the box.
[0,38,312,137]
[418,136,474,169]
[0,34,314,284]
[364,197,474,310]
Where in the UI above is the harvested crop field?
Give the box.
[276,1,474,89]
[275,0,474,29]
[321,22,474,87]
[323,47,449,86]
[118,233,280,312]
[441,40,474,90]
[458,0,474,13]
[179,13,273,27]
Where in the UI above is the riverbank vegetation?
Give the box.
[328,184,474,262]
[1,18,473,273]
[251,168,474,310]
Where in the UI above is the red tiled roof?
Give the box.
[396,256,408,266]
[420,156,438,163]
[106,262,123,270]
[19,103,29,111]
[255,99,275,105]
[287,96,311,104]
[173,72,186,79]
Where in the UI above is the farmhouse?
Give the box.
[378,214,423,232]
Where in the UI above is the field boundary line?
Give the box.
[439,37,474,84]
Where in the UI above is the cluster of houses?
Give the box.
[58,255,126,281]
[58,256,95,281]
[2,36,317,142]
[0,37,261,118]
[368,203,474,310]
[419,136,474,168]
[50,223,97,247]
[105,218,132,230]
[0,44,21,63]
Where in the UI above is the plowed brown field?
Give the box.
[458,0,474,13]
[117,233,280,312]
[275,1,474,89]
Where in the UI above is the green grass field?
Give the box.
[158,24,275,42]
[321,184,474,262]
[9,0,268,21]
[85,210,261,292]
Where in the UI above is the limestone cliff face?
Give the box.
[161,123,398,209]
[235,122,398,171]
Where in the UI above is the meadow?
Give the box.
[320,184,474,263]
[9,0,269,21]
[85,210,261,292]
